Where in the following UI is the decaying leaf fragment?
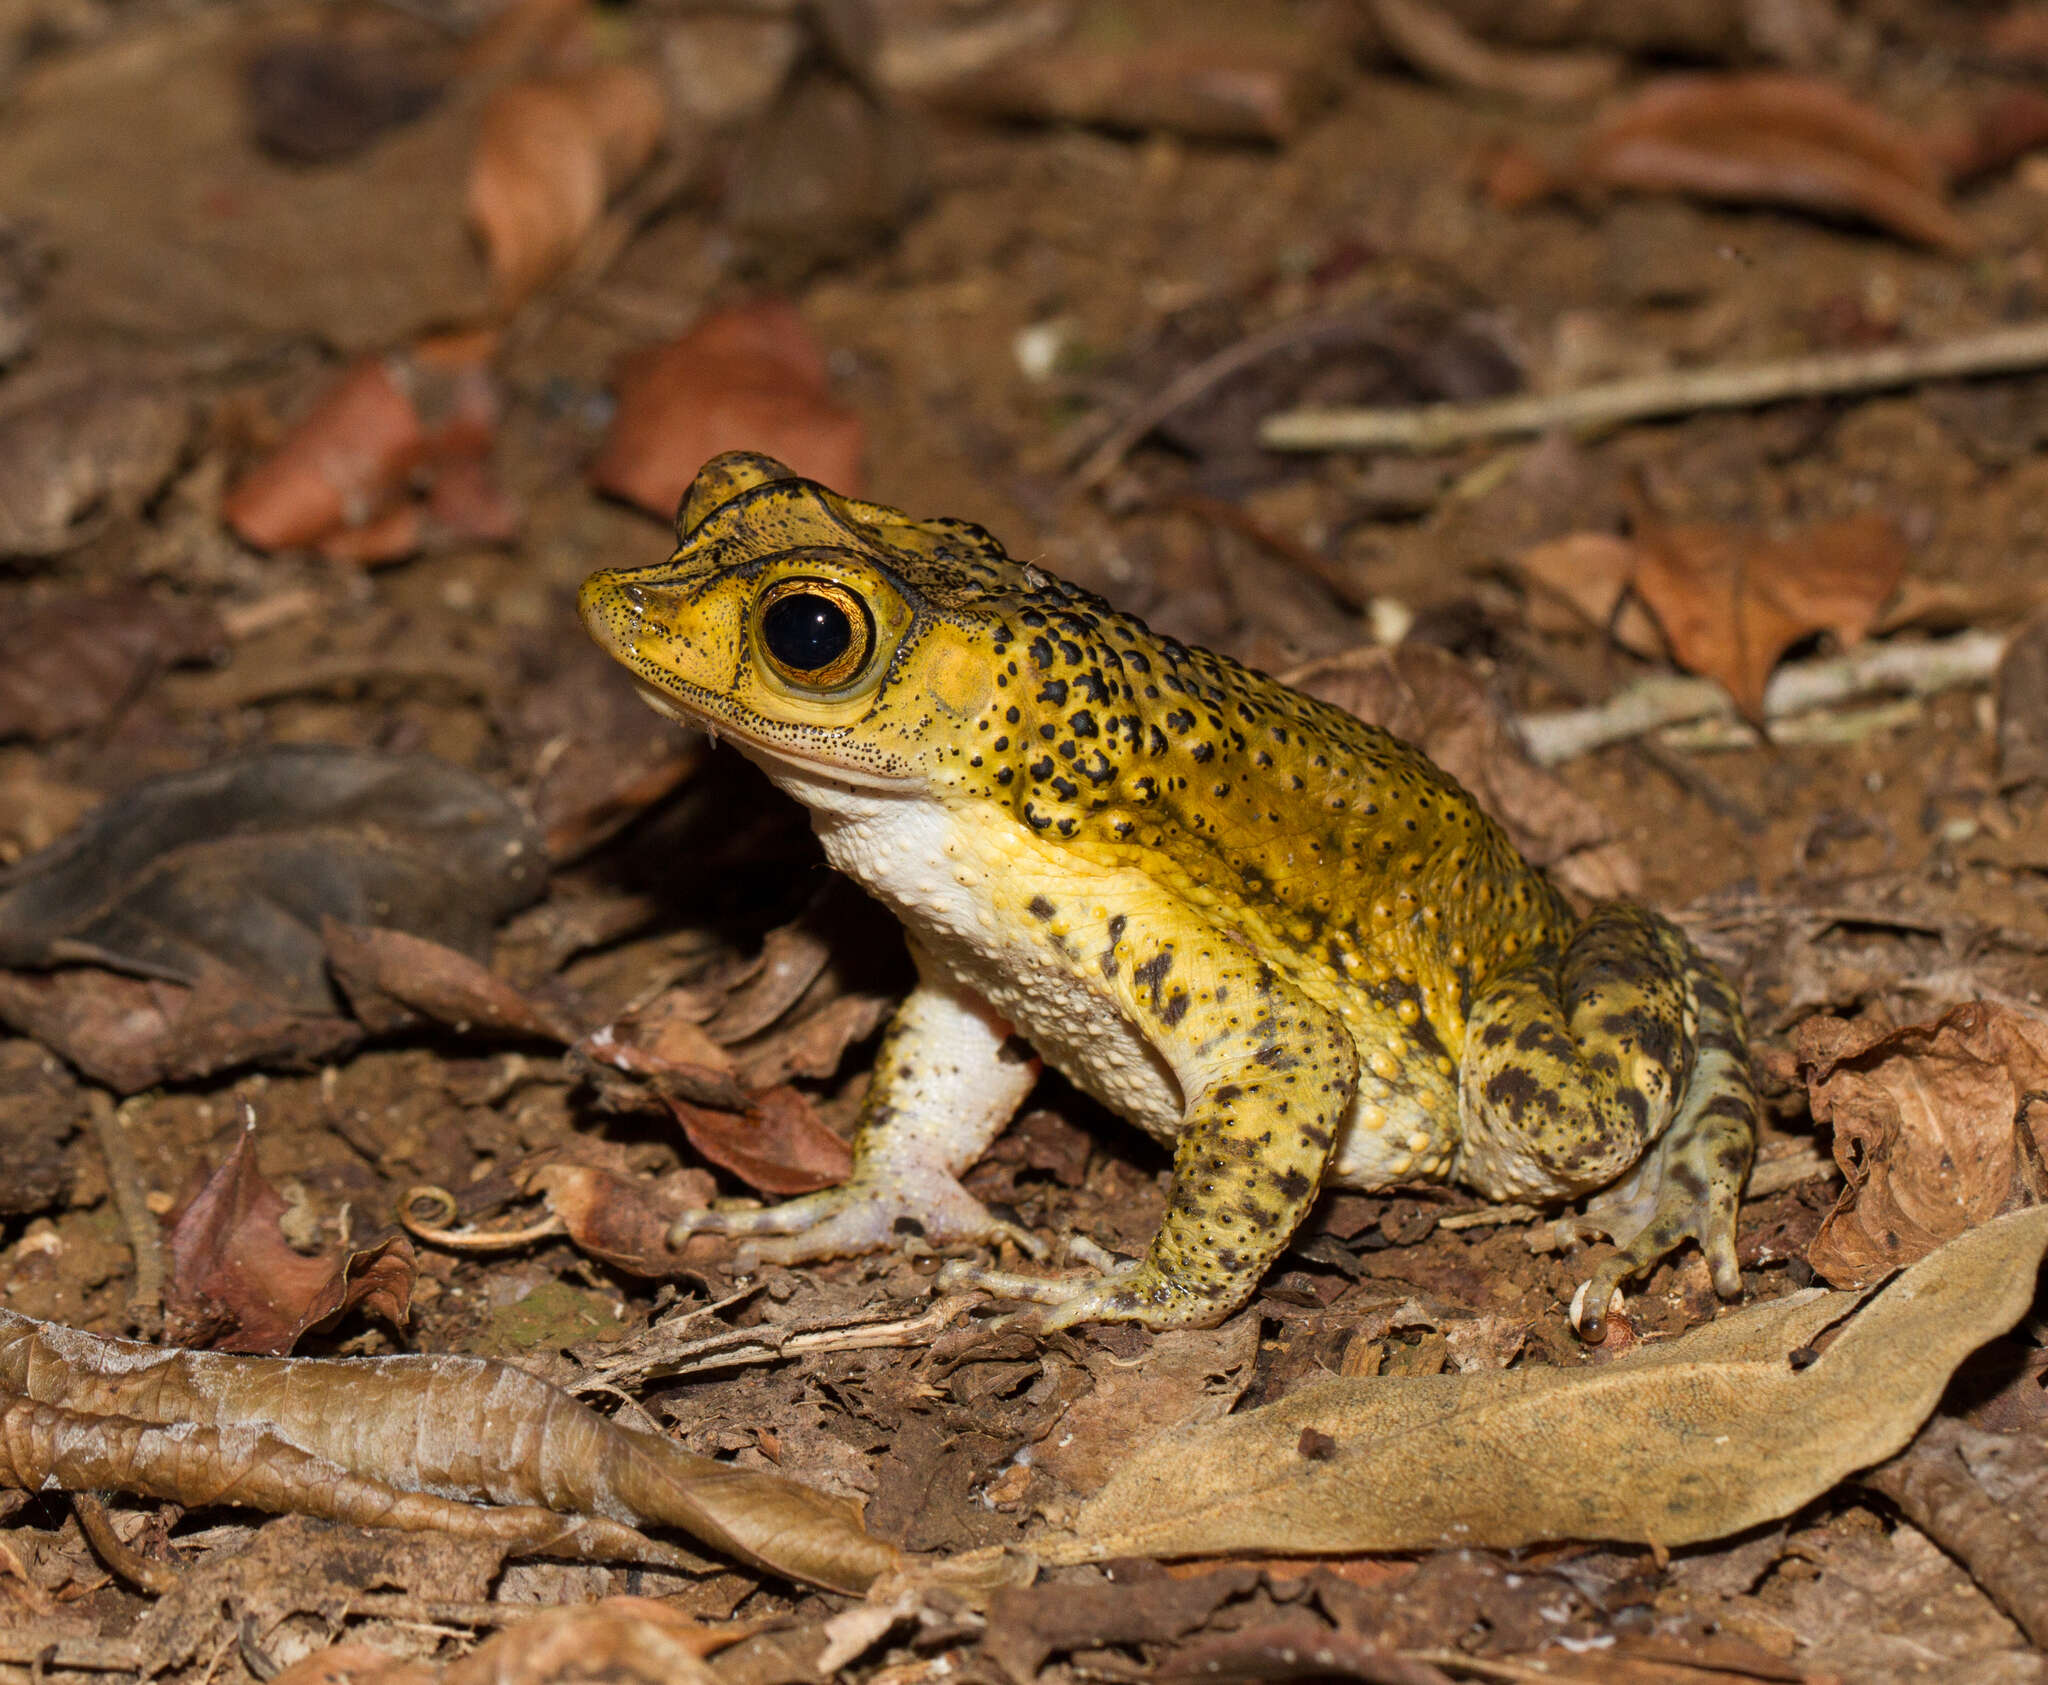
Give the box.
[1042,1206,2048,1563]
[1802,1003,2048,1287]
[0,1308,898,1593]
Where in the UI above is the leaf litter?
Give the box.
[4,0,2048,1676]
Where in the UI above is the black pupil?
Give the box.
[763,591,854,674]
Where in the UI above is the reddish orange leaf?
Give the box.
[1628,510,1907,722]
[590,300,865,518]
[223,331,508,561]
[1575,73,1974,254]
[670,1085,853,1197]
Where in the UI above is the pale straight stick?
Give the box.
[1260,320,2048,452]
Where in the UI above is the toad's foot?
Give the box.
[1567,1123,1745,1341]
[669,1172,1046,1269]
[935,1257,1233,1331]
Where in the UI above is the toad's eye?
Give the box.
[757,579,875,689]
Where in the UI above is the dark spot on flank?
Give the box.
[1133,951,1173,1006]
[1161,989,1189,1027]
[1027,895,1056,921]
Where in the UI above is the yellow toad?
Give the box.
[580,452,1755,1336]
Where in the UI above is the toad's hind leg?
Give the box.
[1457,904,1755,1339]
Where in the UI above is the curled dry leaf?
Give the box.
[0,1308,899,1592]
[519,1146,720,1278]
[670,1085,853,1197]
[577,987,746,1111]
[1286,643,1638,899]
[0,592,224,743]
[1495,73,1980,252]
[0,965,361,1095]
[1578,74,1975,254]
[1369,0,1618,108]
[1629,509,1907,723]
[223,331,512,562]
[324,920,583,1043]
[165,1120,415,1355]
[1041,1205,2048,1562]
[917,0,1337,143]
[468,62,665,313]
[590,300,865,519]
[1801,1003,2048,1287]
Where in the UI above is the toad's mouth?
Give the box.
[625,676,919,795]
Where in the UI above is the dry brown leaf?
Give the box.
[324,920,582,1043]
[468,62,665,313]
[0,964,362,1095]
[518,1147,720,1278]
[671,1086,853,1197]
[917,0,1337,143]
[0,1307,898,1592]
[222,332,508,561]
[1575,74,1974,254]
[577,987,746,1110]
[1041,1205,2048,1562]
[1034,1316,1259,1493]
[1630,510,1907,722]
[1369,0,1618,108]
[0,592,223,742]
[1800,1003,2048,1287]
[165,1121,415,1354]
[1509,531,1667,659]
[589,301,865,519]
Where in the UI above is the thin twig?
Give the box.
[70,1493,177,1596]
[578,1295,977,1390]
[88,1093,163,1336]
[0,1633,149,1671]
[1262,319,2048,452]
[1517,629,2007,765]
[1171,491,1368,610]
[1071,309,1418,491]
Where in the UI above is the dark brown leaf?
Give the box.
[984,1565,1261,1683]
[671,1086,853,1196]
[243,33,445,165]
[0,1039,79,1217]
[0,745,546,1015]
[0,592,224,743]
[0,964,361,1094]
[519,1146,721,1277]
[577,987,747,1110]
[1801,1003,2048,1287]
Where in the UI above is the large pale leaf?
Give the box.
[1044,1205,2048,1562]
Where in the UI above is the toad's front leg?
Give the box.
[942,957,1359,1330]
[668,950,1042,1264]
